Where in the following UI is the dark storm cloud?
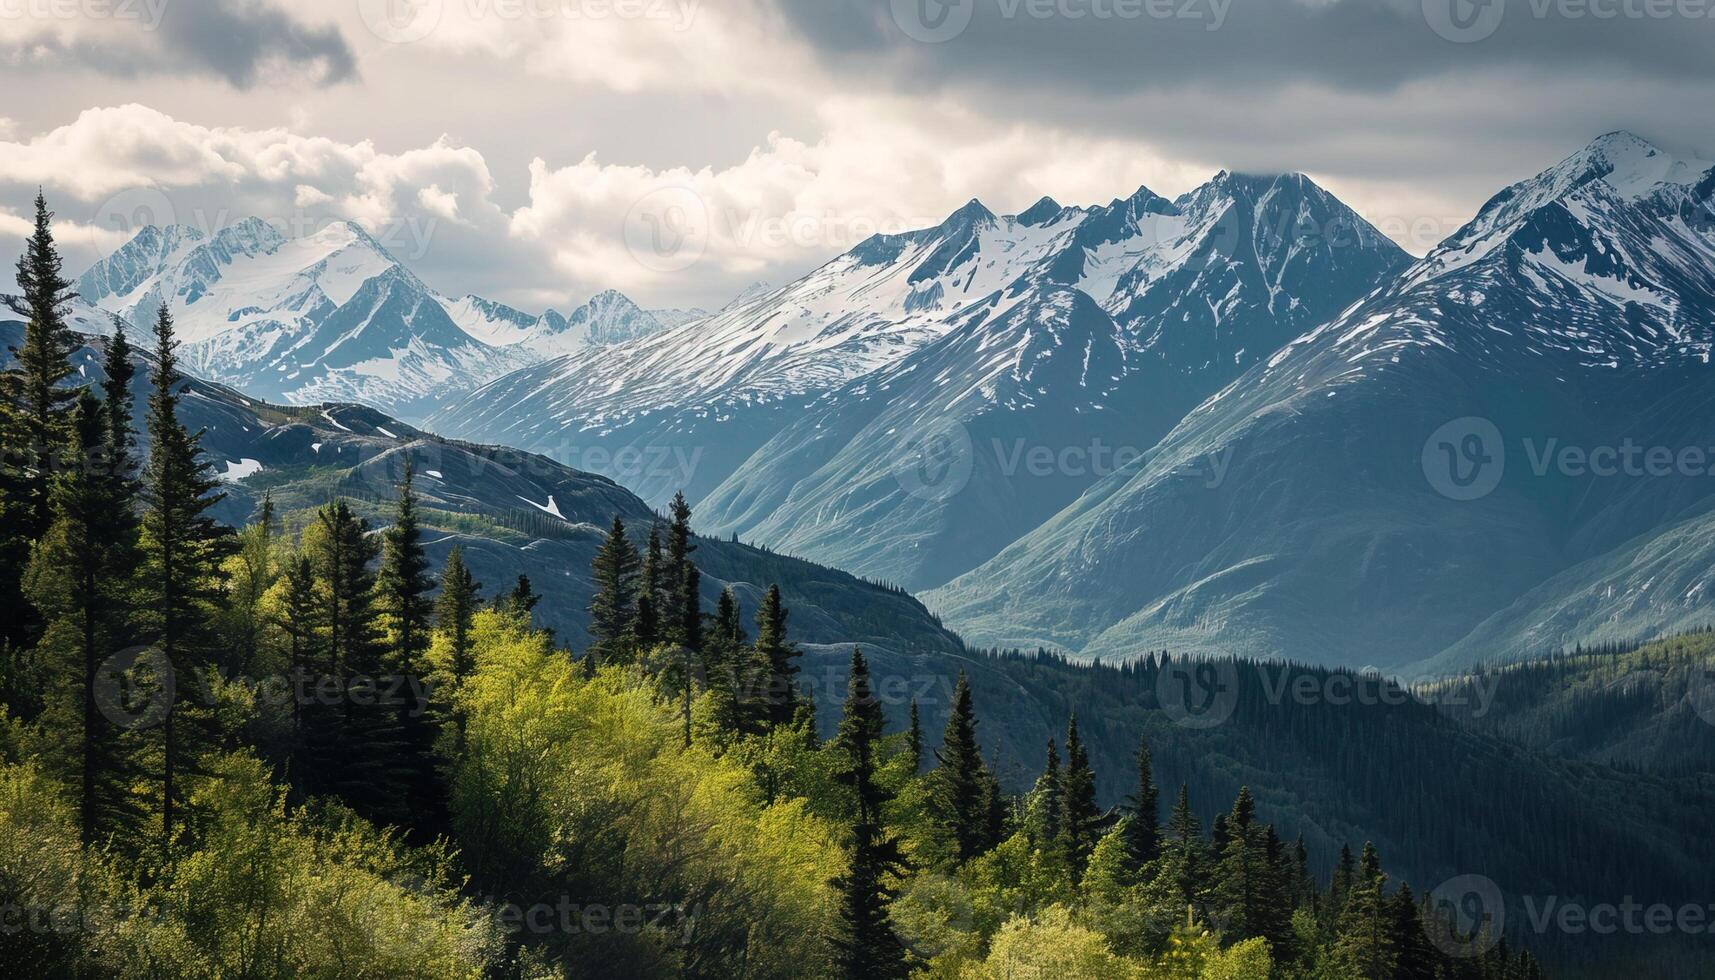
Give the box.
[775,0,1715,92]
[4,0,356,89]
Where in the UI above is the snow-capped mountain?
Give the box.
[428,172,1406,532]
[433,169,1408,587]
[74,219,672,419]
[928,132,1715,671]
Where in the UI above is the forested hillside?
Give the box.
[1427,631,1715,774]
[3,194,1709,978]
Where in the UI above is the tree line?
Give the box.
[0,193,1550,977]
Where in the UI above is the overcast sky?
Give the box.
[2,0,1712,311]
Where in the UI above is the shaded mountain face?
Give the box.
[0,317,963,657]
[73,220,672,421]
[430,171,1408,593]
[928,132,1715,672]
[693,172,1410,591]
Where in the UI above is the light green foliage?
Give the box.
[448,610,843,978]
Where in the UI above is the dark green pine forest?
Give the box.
[2,194,1710,978]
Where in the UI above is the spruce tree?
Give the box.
[1333,842,1397,979]
[378,458,439,832]
[1166,784,1205,910]
[933,670,989,861]
[435,546,479,750]
[906,699,922,773]
[587,515,639,664]
[138,303,231,849]
[24,393,140,846]
[827,649,909,979]
[9,191,80,542]
[505,574,540,619]
[1,191,79,656]
[303,500,404,826]
[662,491,696,646]
[1058,714,1099,877]
[1027,738,1062,845]
[755,584,802,728]
[1216,787,1266,938]
[1121,733,1160,878]
[100,321,136,483]
[276,553,321,764]
[632,523,663,648]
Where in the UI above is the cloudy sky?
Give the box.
[2,0,1713,311]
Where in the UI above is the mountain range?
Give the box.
[72,218,691,420]
[59,131,1715,678]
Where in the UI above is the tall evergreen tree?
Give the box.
[99,321,136,482]
[1,191,79,657]
[1027,738,1062,846]
[755,584,802,728]
[23,393,139,846]
[632,523,663,648]
[1333,842,1397,980]
[933,670,990,861]
[1121,733,1160,878]
[378,459,440,832]
[303,500,404,826]
[827,649,909,979]
[504,574,540,619]
[8,190,80,543]
[1166,784,1205,910]
[276,553,321,765]
[138,303,231,849]
[1058,714,1099,877]
[906,699,922,774]
[1216,786,1267,938]
[662,491,696,646]
[434,546,480,750]
[587,515,640,664]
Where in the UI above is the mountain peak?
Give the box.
[942,198,997,231]
[1017,196,1063,226]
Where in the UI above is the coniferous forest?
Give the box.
[4,197,1706,979]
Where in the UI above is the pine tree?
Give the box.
[99,321,136,484]
[906,699,922,773]
[662,491,696,646]
[435,546,479,750]
[1058,714,1099,877]
[276,553,321,765]
[23,393,140,846]
[1216,786,1266,939]
[632,523,663,648]
[1388,883,1438,980]
[1333,842,1397,979]
[679,560,703,654]
[827,649,909,979]
[933,670,990,862]
[505,574,540,619]
[303,500,404,826]
[138,303,231,850]
[378,458,440,833]
[1027,738,1062,845]
[1121,732,1160,879]
[587,515,640,664]
[698,587,746,737]
[1,191,80,657]
[9,190,80,543]
[1166,784,1205,910]
[754,584,802,728]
